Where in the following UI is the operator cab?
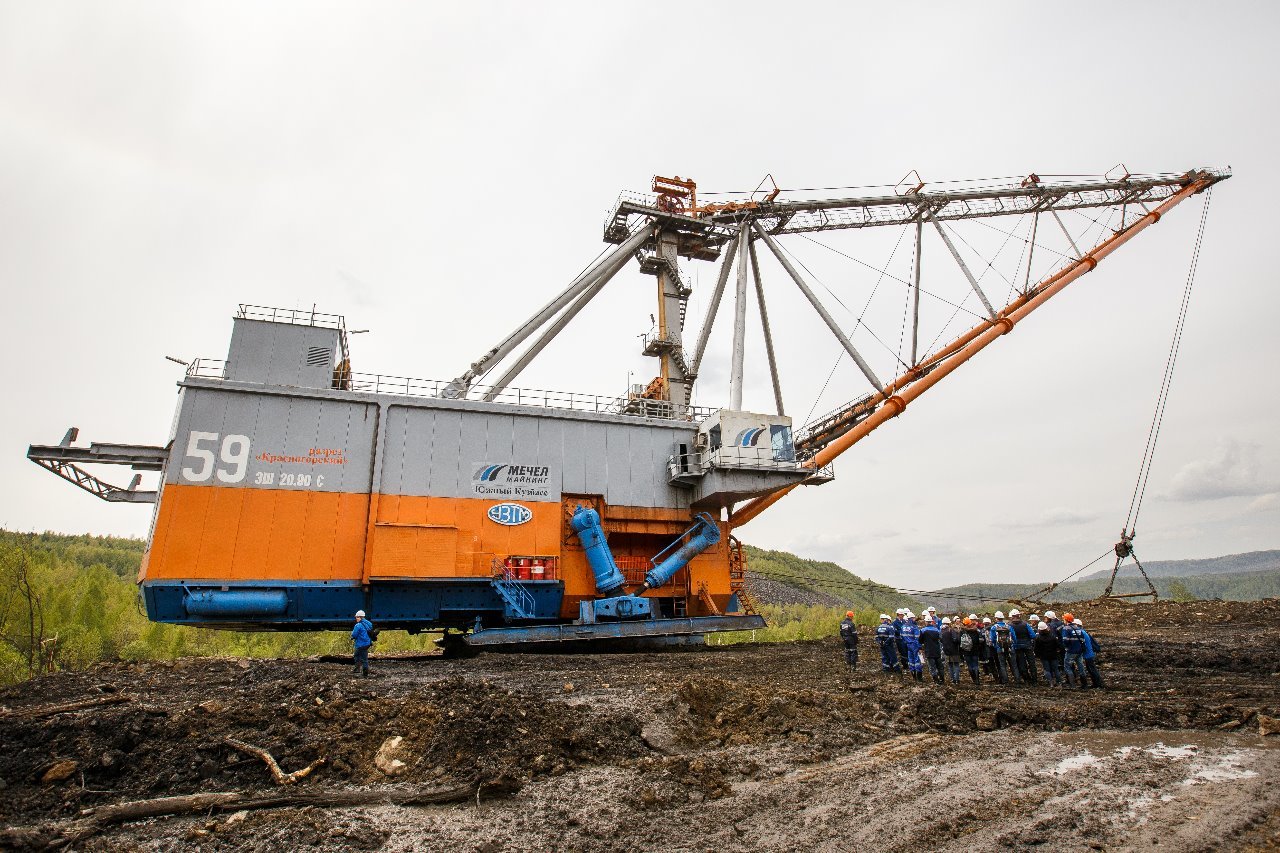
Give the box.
[669,409,814,507]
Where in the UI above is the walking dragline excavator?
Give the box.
[28,166,1229,650]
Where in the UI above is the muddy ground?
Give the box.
[2,598,1279,852]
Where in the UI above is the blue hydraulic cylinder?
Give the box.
[183,588,289,618]
[644,512,721,590]
[570,505,627,596]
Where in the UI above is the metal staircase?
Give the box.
[726,536,757,615]
[490,567,537,620]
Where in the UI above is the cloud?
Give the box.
[1247,493,1280,513]
[1165,439,1278,501]
[1003,507,1103,528]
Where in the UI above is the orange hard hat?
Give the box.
[846,611,854,618]
[962,618,973,627]
[1063,612,1075,622]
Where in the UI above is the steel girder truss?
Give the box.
[27,429,166,503]
[451,169,1229,489]
[729,168,1228,526]
[605,171,1230,247]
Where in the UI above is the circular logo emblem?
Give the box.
[487,503,532,526]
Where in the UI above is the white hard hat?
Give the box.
[1073,619,1084,628]
[926,606,937,612]
[1037,622,1049,631]
[896,608,905,615]
[982,617,992,624]
[968,613,978,620]
[994,611,1005,619]
[941,617,952,624]
[906,610,916,619]
[355,610,366,619]
[880,614,890,620]
[1045,610,1057,619]
[1009,608,1021,617]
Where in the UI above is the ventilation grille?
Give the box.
[305,346,331,367]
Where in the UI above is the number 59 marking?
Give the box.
[181,432,251,484]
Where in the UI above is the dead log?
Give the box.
[0,776,520,850]
[223,737,326,784]
[0,695,131,720]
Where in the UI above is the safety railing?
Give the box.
[604,190,658,233]
[667,446,808,477]
[613,555,686,590]
[185,359,715,423]
[236,304,346,330]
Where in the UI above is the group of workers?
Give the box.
[838,605,1104,689]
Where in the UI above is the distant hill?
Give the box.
[934,564,1280,611]
[743,545,919,613]
[1081,550,1280,581]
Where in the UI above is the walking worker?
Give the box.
[939,616,963,685]
[959,618,982,684]
[1033,622,1064,686]
[1059,613,1087,688]
[875,614,901,673]
[1076,619,1105,689]
[351,609,374,678]
[839,610,859,672]
[920,616,945,684]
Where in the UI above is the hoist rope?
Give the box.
[1124,187,1214,534]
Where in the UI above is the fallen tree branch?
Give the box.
[223,737,326,784]
[0,776,520,850]
[0,695,131,720]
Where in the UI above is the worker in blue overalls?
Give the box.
[351,609,374,678]
[901,612,924,682]
[1059,613,1087,688]
[875,615,901,673]
[892,608,909,677]
[1076,619,1105,689]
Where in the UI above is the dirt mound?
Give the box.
[0,667,644,827]
[1061,595,1280,630]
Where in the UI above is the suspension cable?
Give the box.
[1124,188,1214,534]
[800,227,910,425]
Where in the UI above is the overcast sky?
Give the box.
[2,2,1276,590]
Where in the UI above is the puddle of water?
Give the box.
[1059,729,1275,754]
[1053,731,1263,787]
[1184,749,1259,785]
[1053,751,1103,774]
[1146,743,1198,760]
